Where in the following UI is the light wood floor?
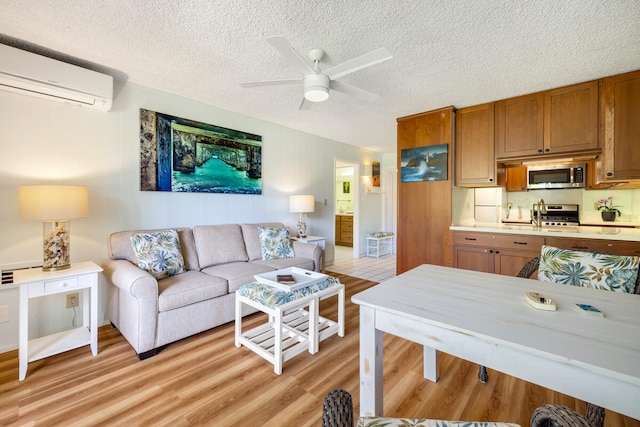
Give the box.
[1,274,638,426]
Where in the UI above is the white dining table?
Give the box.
[352,264,640,420]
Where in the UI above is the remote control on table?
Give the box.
[524,291,556,311]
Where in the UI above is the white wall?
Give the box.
[0,81,383,352]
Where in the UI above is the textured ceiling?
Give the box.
[1,0,639,153]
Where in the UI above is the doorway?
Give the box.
[334,159,360,260]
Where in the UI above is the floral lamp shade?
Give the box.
[18,185,88,271]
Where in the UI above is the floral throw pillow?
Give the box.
[130,230,186,280]
[258,227,295,260]
[538,245,640,293]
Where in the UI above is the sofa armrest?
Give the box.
[102,259,159,354]
[103,259,159,301]
[292,241,323,272]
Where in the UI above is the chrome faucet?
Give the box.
[535,198,547,228]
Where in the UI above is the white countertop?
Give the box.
[451,222,640,241]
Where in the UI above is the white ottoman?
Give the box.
[235,277,345,374]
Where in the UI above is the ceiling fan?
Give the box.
[240,36,392,110]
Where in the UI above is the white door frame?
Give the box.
[334,158,360,258]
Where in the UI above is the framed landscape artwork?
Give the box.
[400,143,448,182]
[139,109,262,194]
[372,161,380,187]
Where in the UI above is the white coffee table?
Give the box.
[235,275,344,374]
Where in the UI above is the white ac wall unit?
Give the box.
[0,43,113,111]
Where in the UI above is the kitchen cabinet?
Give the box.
[452,231,545,276]
[546,237,640,257]
[397,107,453,273]
[335,215,353,247]
[599,70,640,182]
[495,81,599,160]
[544,81,599,154]
[585,160,617,190]
[505,166,527,191]
[455,103,497,187]
[495,92,544,159]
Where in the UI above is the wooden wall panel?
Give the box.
[396,107,454,274]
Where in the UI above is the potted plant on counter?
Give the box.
[597,196,621,222]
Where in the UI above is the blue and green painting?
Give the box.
[140,109,262,194]
[400,143,448,182]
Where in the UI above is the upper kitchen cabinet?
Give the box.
[495,93,544,159]
[544,80,599,154]
[495,81,599,161]
[455,103,497,187]
[599,70,640,182]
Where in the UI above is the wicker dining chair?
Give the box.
[531,403,605,427]
[322,388,354,427]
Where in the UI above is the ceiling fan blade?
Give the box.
[330,80,380,102]
[324,47,392,80]
[299,97,313,110]
[240,79,301,88]
[266,36,317,76]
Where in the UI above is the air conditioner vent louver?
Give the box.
[1,270,13,285]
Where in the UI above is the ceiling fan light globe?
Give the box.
[303,73,330,102]
[304,87,329,102]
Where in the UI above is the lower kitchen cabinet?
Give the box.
[546,237,640,256]
[452,231,545,276]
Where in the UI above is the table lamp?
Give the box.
[18,185,89,271]
[289,195,315,238]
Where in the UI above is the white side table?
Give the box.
[291,235,326,271]
[14,261,102,381]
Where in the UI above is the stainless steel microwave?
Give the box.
[527,162,586,190]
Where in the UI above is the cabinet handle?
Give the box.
[485,249,494,254]
[606,172,613,177]
[537,149,543,153]
[494,250,500,254]
[488,178,493,182]
[513,241,528,245]
[544,148,550,152]
[464,238,477,241]
[571,246,589,250]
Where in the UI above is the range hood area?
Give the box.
[498,151,601,166]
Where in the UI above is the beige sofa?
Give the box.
[103,222,323,359]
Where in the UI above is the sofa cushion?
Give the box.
[130,230,186,280]
[538,245,640,293]
[108,227,200,271]
[193,224,249,268]
[201,262,274,293]
[241,222,287,261]
[157,270,228,312]
[258,227,295,260]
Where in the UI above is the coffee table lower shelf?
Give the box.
[235,282,344,374]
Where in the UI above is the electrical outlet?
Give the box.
[66,292,79,308]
